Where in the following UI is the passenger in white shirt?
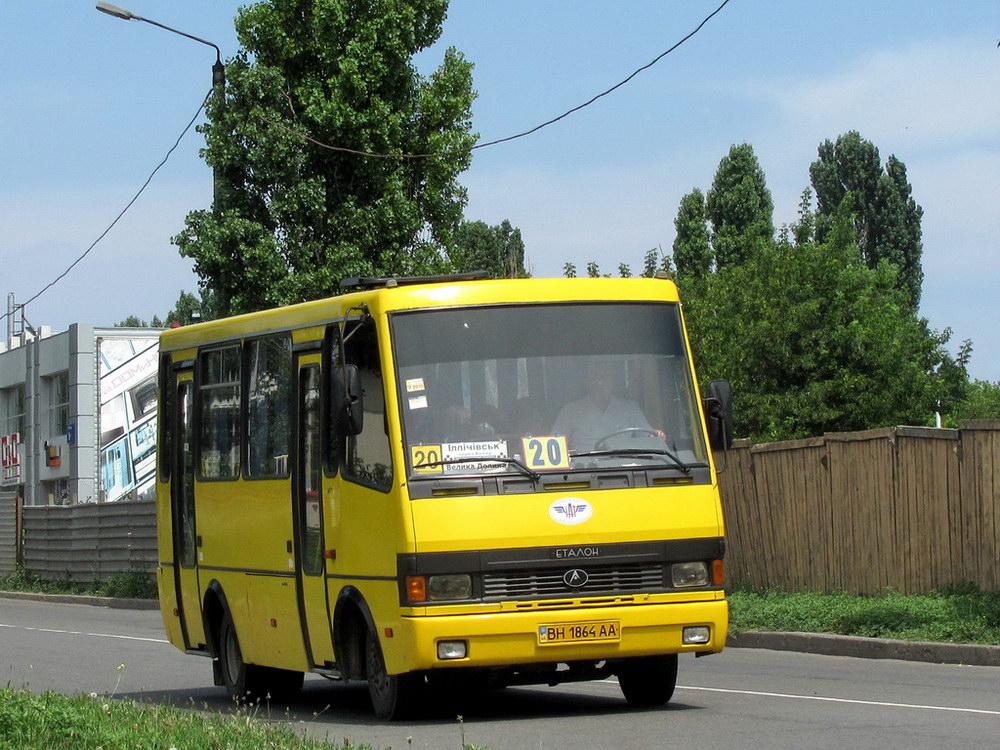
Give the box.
[553,360,665,452]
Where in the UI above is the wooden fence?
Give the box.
[719,421,1000,594]
[21,501,157,583]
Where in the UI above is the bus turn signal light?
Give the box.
[406,576,427,603]
[712,559,725,587]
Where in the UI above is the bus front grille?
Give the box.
[482,563,665,600]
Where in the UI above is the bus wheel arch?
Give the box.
[333,587,376,681]
[202,580,229,659]
[202,580,303,703]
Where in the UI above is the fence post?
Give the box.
[15,488,23,569]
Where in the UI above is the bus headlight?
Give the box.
[427,574,472,601]
[671,562,709,588]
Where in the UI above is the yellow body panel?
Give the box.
[407,485,722,552]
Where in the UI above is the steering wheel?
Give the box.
[594,427,661,450]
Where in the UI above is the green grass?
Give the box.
[0,689,362,750]
[0,569,158,600]
[728,583,1000,644]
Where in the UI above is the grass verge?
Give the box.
[0,568,157,600]
[728,584,1000,644]
[0,689,359,750]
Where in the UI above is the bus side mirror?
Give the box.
[703,379,733,451]
[332,365,364,436]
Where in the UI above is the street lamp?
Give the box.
[95,2,226,208]
[96,2,224,91]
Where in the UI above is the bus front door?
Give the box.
[172,376,206,649]
[293,358,335,668]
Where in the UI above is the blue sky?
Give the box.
[1,1,997,381]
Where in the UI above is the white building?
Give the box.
[0,324,161,506]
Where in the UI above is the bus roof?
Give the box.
[158,275,682,352]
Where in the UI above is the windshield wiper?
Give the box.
[414,456,541,482]
[569,448,692,475]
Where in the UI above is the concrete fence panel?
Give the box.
[22,501,157,583]
[0,490,18,576]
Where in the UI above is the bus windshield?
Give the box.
[392,302,709,480]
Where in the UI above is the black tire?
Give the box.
[218,614,303,704]
[366,628,422,720]
[616,654,679,708]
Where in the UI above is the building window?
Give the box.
[3,385,25,437]
[48,373,69,437]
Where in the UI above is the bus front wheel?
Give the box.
[616,654,678,708]
[365,629,422,720]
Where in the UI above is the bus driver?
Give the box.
[552,359,665,452]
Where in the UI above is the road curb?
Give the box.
[728,630,1000,667]
[0,590,159,610]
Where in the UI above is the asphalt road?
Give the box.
[2,598,998,750]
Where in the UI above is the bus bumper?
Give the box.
[387,599,728,674]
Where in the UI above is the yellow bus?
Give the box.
[156,274,732,720]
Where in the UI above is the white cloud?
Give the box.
[760,37,1000,150]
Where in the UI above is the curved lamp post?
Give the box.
[95,2,225,211]
[96,2,224,92]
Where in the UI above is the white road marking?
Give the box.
[594,679,1000,717]
[677,685,1000,716]
[0,622,169,644]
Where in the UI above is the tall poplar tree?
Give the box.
[705,143,774,268]
[173,0,477,316]
[809,131,924,309]
[671,189,712,278]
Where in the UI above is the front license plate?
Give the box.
[538,620,621,646]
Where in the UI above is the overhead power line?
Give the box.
[263,0,733,159]
[1,90,211,328]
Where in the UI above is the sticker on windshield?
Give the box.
[405,378,425,393]
[522,436,570,470]
[411,445,443,474]
[408,394,428,410]
[410,441,509,474]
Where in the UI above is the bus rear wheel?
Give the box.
[616,654,678,708]
[219,614,302,704]
[365,629,422,720]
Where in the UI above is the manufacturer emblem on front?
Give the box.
[563,568,589,588]
[549,497,592,525]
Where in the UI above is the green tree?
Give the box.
[450,219,526,278]
[705,143,774,269]
[115,315,164,328]
[672,189,712,278]
[809,131,923,308]
[173,0,477,317]
[683,199,944,441]
[164,290,210,326]
[945,380,1000,425]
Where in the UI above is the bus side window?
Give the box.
[342,318,393,491]
[198,346,241,479]
[246,334,292,479]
